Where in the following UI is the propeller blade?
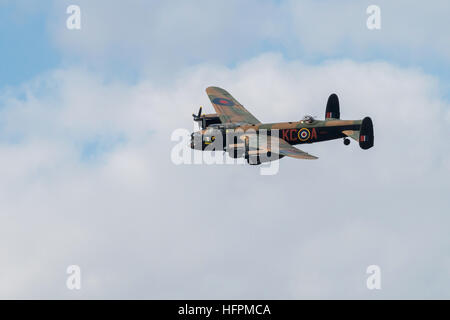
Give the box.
[244,136,250,157]
[193,106,203,121]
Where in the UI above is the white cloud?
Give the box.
[43,0,450,75]
[0,54,449,298]
[47,0,283,76]
[287,0,450,59]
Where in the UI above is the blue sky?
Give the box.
[0,0,449,299]
[0,4,58,88]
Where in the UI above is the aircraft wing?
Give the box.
[276,137,318,160]
[241,134,318,160]
[206,86,261,125]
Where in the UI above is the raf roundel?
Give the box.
[298,128,311,141]
[212,97,234,106]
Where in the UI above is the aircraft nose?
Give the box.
[190,132,201,149]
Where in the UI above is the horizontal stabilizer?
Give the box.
[342,130,359,141]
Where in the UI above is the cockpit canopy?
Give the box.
[302,115,315,123]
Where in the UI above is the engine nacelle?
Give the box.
[246,151,283,165]
[201,113,221,129]
[228,148,245,159]
[226,142,245,158]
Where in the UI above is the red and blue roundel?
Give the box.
[212,97,234,106]
[298,128,310,141]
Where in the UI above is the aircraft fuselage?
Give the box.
[190,119,363,150]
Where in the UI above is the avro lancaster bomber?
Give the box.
[191,87,374,165]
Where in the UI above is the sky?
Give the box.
[0,0,449,299]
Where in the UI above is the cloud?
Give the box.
[287,0,450,60]
[42,0,450,78]
[47,0,283,77]
[0,54,449,298]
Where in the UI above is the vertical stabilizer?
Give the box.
[325,93,340,119]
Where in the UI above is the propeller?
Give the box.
[192,106,207,129]
[192,106,203,121]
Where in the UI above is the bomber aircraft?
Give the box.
[190,87,374,165]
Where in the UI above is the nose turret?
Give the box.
[190,131,203,149]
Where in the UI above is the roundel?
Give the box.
[212,97,234,106]
[298,128,311,141]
